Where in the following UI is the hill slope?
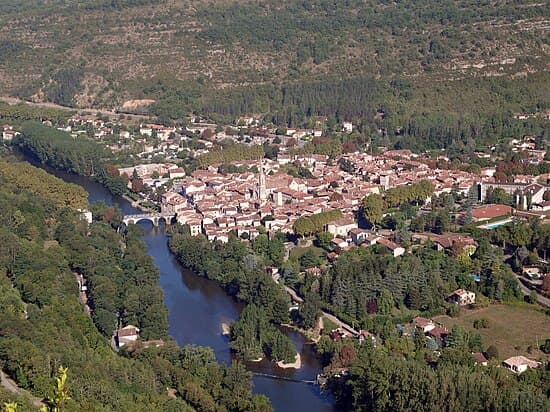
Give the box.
[0,0,548,126]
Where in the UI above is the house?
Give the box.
[471,204,513,222]
[326,218,358,237]
[329,329,349,341]
[330,238,349,249]
[523,266,542,280]
[169,167,186,179]
[305,267,322,276]
[448,289,476,306]
[2,129,19,141]
[376,237,405,257]
[412,316,436,333]
[472,352,488,366]
[265,266,280,281]
[531,200,550,211]
[503,356,541,374]
[349,228,372,245]
[187,219,202,236]
[342,122,353,133]
[433,235,478,256]
[427,326,449,347]
[117,325,140,347]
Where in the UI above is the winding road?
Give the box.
[515,275,550,308]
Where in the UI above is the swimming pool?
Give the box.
[481,218,513,229]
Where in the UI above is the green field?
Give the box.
[434,304,550,360]
[289,245,325,261]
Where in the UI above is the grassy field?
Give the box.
[434,303,550,360]
[289,245,325,261]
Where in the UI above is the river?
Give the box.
[25,159,335,412]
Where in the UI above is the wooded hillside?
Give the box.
[0,1,547,121]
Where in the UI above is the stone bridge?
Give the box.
[122,212,176,227]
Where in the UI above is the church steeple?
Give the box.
[257,159,267,201]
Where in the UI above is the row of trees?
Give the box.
[230,304,295,363]
[293,210,343,237]
[15,122,128,195]
[196,143,264,167]
[0,102,72,124]
[362,180,435,228]
[0,159,88,210]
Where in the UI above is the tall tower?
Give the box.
[258,159,267,201]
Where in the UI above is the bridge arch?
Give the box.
[122,213,176,228]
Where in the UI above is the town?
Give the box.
[2,105,549,406]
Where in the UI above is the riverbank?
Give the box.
[277,353,302,369]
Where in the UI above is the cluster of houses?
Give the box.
[98,141,548,273]
[324,303,542,376]
[140,150,488,246]
[119,162,186,187]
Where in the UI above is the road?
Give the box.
[0,95,149,121]
[321,311,359,336]
[283,285,359,336]
[1,370,44,407]
[284,285,304,303]
[515,275,550,308]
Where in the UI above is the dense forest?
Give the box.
[331,346,549,411]
[14,122,129,195]
[311,241,520,323]
[0,157,270,411]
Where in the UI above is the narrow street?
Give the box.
[73,272,92,317]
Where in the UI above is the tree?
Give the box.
[299,249,318,270]
[41,366,71,412]
[447,325,465,349]
[317,231,333,250]
[362,194,385,230]
[486,345,499,360]
[299,295,321,329]
[377,288,394,315]
[526,290,538,304]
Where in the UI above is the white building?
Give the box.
[448,289,476,306]
[326,218,358,237]
[117,325,140,347]
[342,122,353,133]
[503,356,541,374]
